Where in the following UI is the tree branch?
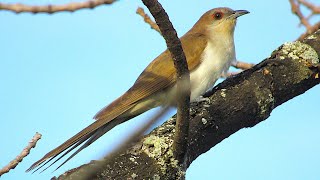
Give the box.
[0,0,116,14]
[298,21,320,40]
[298,0,320,14]
[136,7,161,34]
[232,61,255,70]
[140,0,191,171]
[54,27,320,180]
[289,0,320,40]
[0,133,41,176]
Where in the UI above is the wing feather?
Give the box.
[94,32,208,121]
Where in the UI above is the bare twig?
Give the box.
[298,0,320,14]
[289,0,320,40]
[0,132,42,176]
[289,0,312,30]
[232,61,255,70]
[136,7,161,34]
[221,71,242,78]
[0,0,116,14]
[298,21,320,40]
[141,0,191,167]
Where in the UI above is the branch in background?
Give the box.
[136,7,161,34]
[0,0,116,14]
[290,0,312,29]
[221,71,242,78]
[233,61,255,70]
[289,0,320,40]
[299,22,320,40]
[0,133,41,176]
[223,61,256,78]
[141,0,191,171]
[298,0,320,14]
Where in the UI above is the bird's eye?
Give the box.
[213,12,223,20]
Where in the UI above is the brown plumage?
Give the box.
[27,7,249,172]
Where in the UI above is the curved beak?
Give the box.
[234,10,250,18]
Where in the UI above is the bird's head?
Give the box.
[191,7,249,37]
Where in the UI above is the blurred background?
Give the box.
[1,0,319,179]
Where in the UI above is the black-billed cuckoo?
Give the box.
[27,7,249,172]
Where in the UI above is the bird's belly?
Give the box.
[189,66,221,102]
[189,41,235,101]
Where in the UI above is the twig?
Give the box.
[289,0,320,40]
[232,61,255,70]
[141,0,191,167]
[0,0,116,14]
[298,0,320,14]
[298,21,320,40]
[221,71,242,78]
[289,0,312,30]
[0,132,42,176]
[136,7,161,34]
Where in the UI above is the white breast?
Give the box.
[189,39,235,101]
[150,37,236,107]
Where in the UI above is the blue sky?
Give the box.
[1,0,319,179]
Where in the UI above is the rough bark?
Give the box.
[53,30,320,180]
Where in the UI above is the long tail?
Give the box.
[26,108,134,172]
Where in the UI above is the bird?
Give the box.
[27,7,249,172]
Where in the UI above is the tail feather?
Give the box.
[27,127,98,173]
[26,97,141,172]
[53,116,132,171]
[26,114,130,172]
[43,130,96,173]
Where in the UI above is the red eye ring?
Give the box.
[213,12,223,20]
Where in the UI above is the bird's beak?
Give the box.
[233,10,250,18]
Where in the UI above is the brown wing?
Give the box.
[94,32,208,121]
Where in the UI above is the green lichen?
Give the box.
[220,88,227,98]
[201,118,207,125]
[153,174,160,180]
[142,135,177,174]
[143,135,169,158]
[278,41,319,65]
[306,34,317,40]
[254,89,275,118]
[131,173,138,179]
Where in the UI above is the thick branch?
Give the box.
[141,0,191,169]
[55,28,320,180]
[0,0,116,14]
